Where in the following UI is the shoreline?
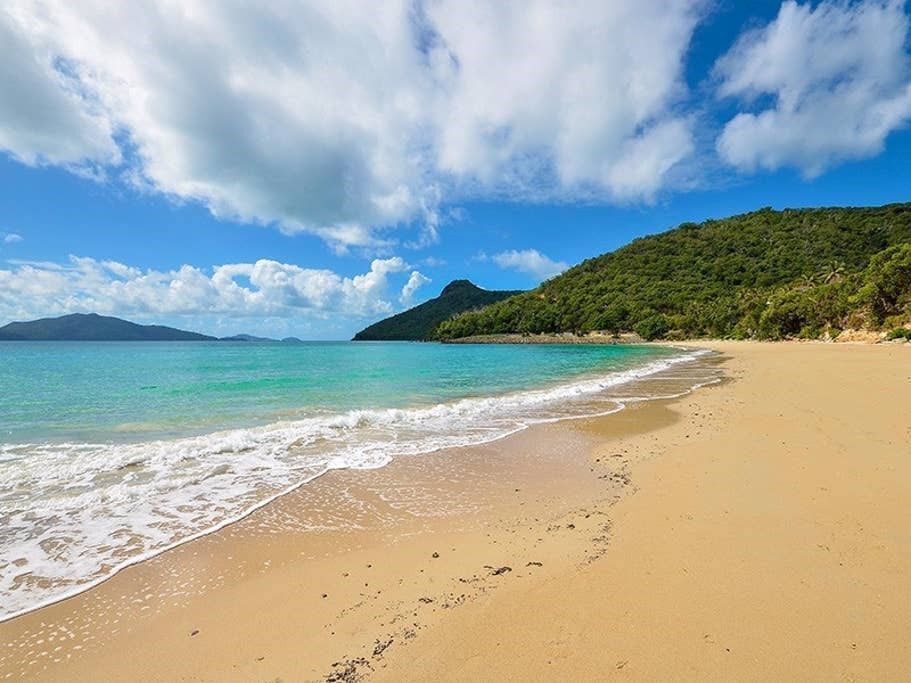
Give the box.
[443,331,906,345]
[0,348,720,680]
[0,403,674,680]
[378,341,911,681]
[0,344,711,628]
[442,332,646,344]
[2,342,909,680]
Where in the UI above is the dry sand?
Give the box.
[1,342,909,681]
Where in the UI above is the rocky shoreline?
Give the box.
[442,332,645,344]
[443,328,907,345]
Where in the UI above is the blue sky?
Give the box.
[1,0,910,338]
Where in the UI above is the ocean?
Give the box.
[0,340,717,621]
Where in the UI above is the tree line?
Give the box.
[434,204,911,341]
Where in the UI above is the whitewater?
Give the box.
[0,341,719,621]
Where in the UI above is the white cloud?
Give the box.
[423,0,702,202]
[400,270,431,305]
[2,233,24,244]
[418,256,446,268]
[715,0,911,176]
[0,9,118,170]
[1,1,704,249]
[0,255,424,323]
[491,249,567,281]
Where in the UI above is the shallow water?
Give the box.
[0,340,718,620]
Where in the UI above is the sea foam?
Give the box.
[0,347,717,622]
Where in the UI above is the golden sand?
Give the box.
[1,342,909,681]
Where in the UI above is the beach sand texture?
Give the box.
[1,342,909,681]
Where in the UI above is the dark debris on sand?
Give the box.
[326,657,372,683]
[372,638,393,657]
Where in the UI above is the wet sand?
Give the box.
[0,388,676,681]
[2,342,909,680]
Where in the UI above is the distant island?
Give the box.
[435,204,911,343]
[220,334,303,343]
[0,313,216,341]
[0,313,303,342]
[353,280,523,341]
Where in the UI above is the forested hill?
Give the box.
[353,280,523,341]
[435,204,911,341]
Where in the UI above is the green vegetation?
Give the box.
[435,204,911,341]
[353,280,523,341]
[887,326,911,341]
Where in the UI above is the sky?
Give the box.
[1,0,910,339]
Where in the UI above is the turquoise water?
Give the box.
[0,341,715,621]
[0,341,676,443]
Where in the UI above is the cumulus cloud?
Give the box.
[400,270,432,305]
[0,9,118,170]
[423,0,701,201]
[2,233,24,244]
[715,0,911,176]
[490,249,568,281]
[0,255,424,323]
[0,1,704,249]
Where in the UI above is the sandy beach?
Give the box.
[2,341,909,681]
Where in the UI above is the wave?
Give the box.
[0,347,717,622]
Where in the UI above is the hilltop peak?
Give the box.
[353,280,522,341]
[440,280,482,297]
